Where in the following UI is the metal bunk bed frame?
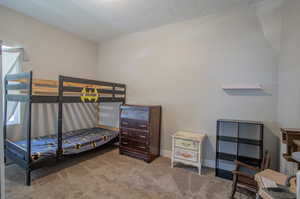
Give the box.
[3,71,126,185]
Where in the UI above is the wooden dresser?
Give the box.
[119,105,161,163]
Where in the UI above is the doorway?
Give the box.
[0,41,5,199]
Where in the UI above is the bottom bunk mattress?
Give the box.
[13,127,118,161]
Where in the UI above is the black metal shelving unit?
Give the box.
[215,119,264,180]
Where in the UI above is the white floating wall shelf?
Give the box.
[222,84,263,90]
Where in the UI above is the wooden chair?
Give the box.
[230,151,271,199]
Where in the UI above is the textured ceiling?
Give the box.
[0,0,262,43]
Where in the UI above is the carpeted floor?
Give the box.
[5,146,251,199]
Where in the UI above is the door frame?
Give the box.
[0,40,5,199]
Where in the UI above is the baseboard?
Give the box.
[203,159,216,168]
[160,150,216,168]
[160,149,172,158]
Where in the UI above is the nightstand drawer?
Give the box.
[174,148,198,162]
[175,139,198,151]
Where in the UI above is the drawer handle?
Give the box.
[122,132,128,135]
[137,146,146,149]
[181,153,192,158]
[182,143,191,147]
[139,135,146,138]
[139,124,147,128]
[122,142,128,145]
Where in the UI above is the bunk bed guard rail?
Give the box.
[57,75,126,157]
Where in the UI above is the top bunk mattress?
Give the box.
[13,127,118,161]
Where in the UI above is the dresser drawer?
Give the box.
[120,106,149,121]
[132,140,148,152]
[120,128,147,142]
[120,119,148,130]
[120,138,148,152]
[175,138,198,151]
[174,148,198,162]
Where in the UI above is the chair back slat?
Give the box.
[261,150,271,170]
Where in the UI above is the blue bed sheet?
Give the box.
[14,127,118,161]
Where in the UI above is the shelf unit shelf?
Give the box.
[218,136,262,146]
[222,84,263,90]
[215,119,264,180]
[216,152,261,166]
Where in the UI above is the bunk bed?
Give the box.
[3,71,126,185]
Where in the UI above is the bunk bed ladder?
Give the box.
[4,71,33,185]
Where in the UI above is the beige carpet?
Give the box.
[5,146,251,199]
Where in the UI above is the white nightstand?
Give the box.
[171,131,206,175]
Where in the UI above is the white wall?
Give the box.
[97,5,280,168]
[278,0,300,174]
[0,6,98,80]
[278,0,300,128]
[0,6,99,140]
